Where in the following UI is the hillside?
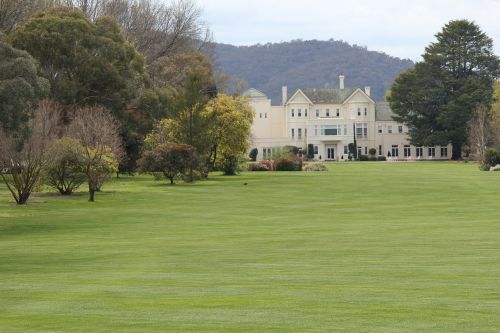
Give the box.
[213,39,414,104]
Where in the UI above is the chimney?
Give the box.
[282,86,288,105]
[339,74,345,90]
[364,86,371,97]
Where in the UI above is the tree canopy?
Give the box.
[389,20,500,159]
[0,41,49,133]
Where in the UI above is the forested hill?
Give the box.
[213,39,414,104]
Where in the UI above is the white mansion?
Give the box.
[244,75,452,161]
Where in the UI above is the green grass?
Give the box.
[1,162,499,332]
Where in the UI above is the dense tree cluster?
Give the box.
[0,0,253,203]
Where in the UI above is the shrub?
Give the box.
[490,164,500,171]
[368,148,377,156]
[249,148,258,161]
[358,155,369,161]
[303,162,328,171]
[368,156,377,161]
[248,160,273,171]
[274,157,302,171]
[377,156,387,161]
[481,148,500,171]
[46,138,86,195]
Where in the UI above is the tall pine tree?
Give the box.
[389,20,500,159]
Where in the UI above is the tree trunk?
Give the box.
[169,177,174,185]
[17,192,30,205]
[452,144,462,160]
[88,184,95,202]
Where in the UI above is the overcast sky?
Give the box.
[199,0,500,61]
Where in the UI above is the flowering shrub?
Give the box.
[490,164,500,171]
[248,160,273,171]
[303,162,328,171]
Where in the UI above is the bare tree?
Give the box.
[468,104,492,161]
[66,106,123,201]
[0,100,61,204]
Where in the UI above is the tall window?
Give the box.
[416,147,423,158]
[316,109,320,117]
[298,128,302,139]
[343,125,348,136]
[305,128,307,137]
[392,145,399,157]
[357,108,361,116]
[265,113,267,118]
[291,128,294,138]
[378,145,382,156]
[404,145,411,157]
[291,109,294,117]
[364,147,368,155]
[388,126,393,134]
[357,146,362,156]
[326,109,330,117]
[344,146,349,154]
[440,146,448,158]
[428,146,435,158]
[260,113,262,118]
[305,109,308,117]
[378,125,382,134]
[336,109,340,117]
[298,108,302,117]
[314,125,318,136]
[364,107,367,116]
[355,123,368,138]
[398,125,403,133]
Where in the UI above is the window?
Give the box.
[355,123,368,138]
[336,109,340,117]
[291,109,294,117]
[398,125,403,133]
[404,145,411,157]
[291,128,295,138]
[378,145,382,156]
[316,109,320,117]
[364,147,368,155]
[320,125,344,136]
[265,113,267,118]
[298,128,302,139]
[378,125,382,134]
[298,108,302,117]
[343,125,348,135]
[428,146,435,158]
[263,148,272,159]
[364,107,367,116]
[392,145,399,157]
[305,128,307,137]
[416,147,423,158]
[314,145,319,154]
[259,113,262,118]
[314,125,318,136]
[441,146,448,158]
[357,108,361,116]
[326,109,330,117]
[388,126,393,134]
[344,145,349,154]
[357,146,362,156]
[305,109,308,117]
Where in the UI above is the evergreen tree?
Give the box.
[389,20,500,159]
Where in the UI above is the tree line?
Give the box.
[0,0,253,204]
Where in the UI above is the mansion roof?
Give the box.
[375,102,396,121]
[301,88,357,104]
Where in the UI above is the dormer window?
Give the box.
[326,109,330,117]
[305,109,308,117]
[357,108,361,116]
[298,108,302,117]
[336,109,340,117]
[364,108,367,116]
[316,109,319,117]
[291,109,294,117]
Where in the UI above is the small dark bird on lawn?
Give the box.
[243,183,248,186]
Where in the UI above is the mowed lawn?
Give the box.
[0,162,499,332]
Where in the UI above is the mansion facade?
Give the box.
[244,75,452,161]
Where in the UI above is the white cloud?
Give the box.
[197,0,500,61]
